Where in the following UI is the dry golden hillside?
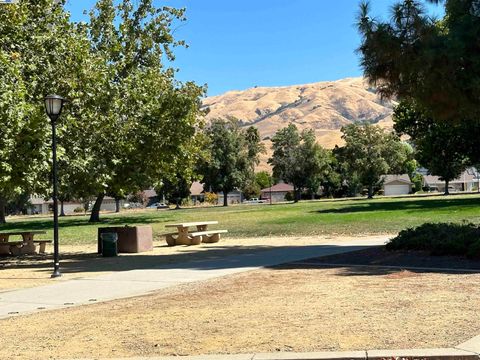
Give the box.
[202,77,396,170]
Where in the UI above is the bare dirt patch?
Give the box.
[1,265,479,359]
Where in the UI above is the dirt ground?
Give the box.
[1,265,479,359]
[0,234,387,291]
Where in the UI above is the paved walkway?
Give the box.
[0,237,388,319]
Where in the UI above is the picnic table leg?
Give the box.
[21,233,36,255]
[196,225,210,243]
[176,226,191,245]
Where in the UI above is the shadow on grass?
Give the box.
[0,213,173,232]
[314,197,480,214]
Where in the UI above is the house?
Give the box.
[28,196,124,215]
[260,183,294,203]
[217,189,243,205]
[423,169,478,193]
[382,174,413,196]
[29,197,50,215]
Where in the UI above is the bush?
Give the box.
[204,192,218,205]
[73,206,84,213]
[284,191,294,201]
[386,222,480,258]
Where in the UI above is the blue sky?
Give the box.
[65,1,442,96]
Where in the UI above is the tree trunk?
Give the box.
[368,184,374,199]
[223,190,228,207]
[444,180,450,195]
[0,196,6,224]
[89,193,105,223]
[294,187,299,203]
[115,198,120,213]
[60,201,65,217]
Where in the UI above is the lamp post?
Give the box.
[44,94,65,278]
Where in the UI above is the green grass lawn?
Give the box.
[2,193,480,245]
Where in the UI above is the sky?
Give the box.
[65,1,442,96]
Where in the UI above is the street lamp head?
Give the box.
[44,94,65,123]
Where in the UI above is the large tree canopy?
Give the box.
[199,118,264,207]
[357,0,480,120]
[63,0,205,222]
[394,101,469,194]
[0,0,90,223]
[340,123,411,198]
[269,124,329,202]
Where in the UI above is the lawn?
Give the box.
[2,193,480,245]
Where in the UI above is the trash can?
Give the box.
[101,232,118,257]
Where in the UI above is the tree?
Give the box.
[357,0,480,121]
[269,124,329,202]
[0,0,90,223]
[59,0,206,222]
[156,175,191,209]
[199,118,264,207]
[340,123,410,199]
[319,150,343,198]
[255,171,273,190]
[394,101,468,195]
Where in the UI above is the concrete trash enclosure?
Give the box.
[97,225,153,254]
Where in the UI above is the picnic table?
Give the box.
[164,221,227,246]
[0,231,50,256]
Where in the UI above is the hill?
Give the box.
[202,77,396,169]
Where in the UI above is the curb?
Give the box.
[76,347,480,360]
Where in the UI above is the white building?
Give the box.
[382,175,413,196]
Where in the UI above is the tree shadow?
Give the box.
[314,197,480,214]
[0,244,380,276]
[271,246,480,275]
[0,213,171,232]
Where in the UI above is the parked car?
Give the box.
[243,198,265,204]
[146,202,169,209]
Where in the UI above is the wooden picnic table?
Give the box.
[165,221,221,246]
[0,231,48,255]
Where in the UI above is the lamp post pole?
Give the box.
[51,120,60,277]
[44,95,65,278]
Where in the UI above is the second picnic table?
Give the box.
[164,221,227,246]
[0,231,50,255]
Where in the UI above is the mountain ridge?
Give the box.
[202,77,396,169]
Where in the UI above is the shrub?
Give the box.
[73,206,84,213]
[204,192,218,205]
[386,222,480,258]
[284,191,294,201]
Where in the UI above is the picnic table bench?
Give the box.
[164,221,228,246]
[0,231,50,255]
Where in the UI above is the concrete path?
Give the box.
[0,237,387,319]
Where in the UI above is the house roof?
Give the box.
[30,197,46,205]
[261,183,294,193]
[382,174,413,185]
[423,170,477,185]
[190,181,204,196]
[143,189,157,198]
